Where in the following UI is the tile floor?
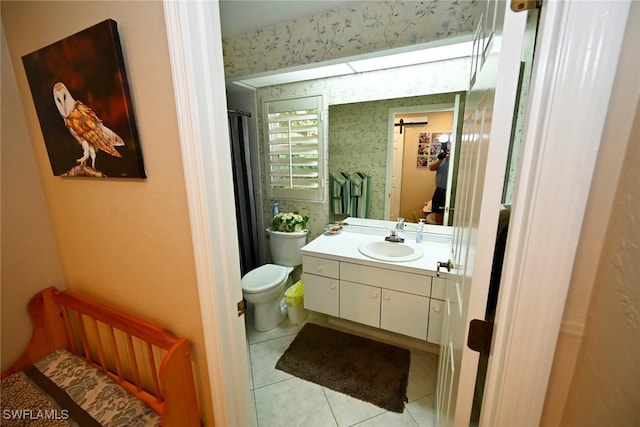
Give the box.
[245,308,439,427]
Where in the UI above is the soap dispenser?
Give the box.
[416,219,425,243]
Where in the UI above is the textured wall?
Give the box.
[1,2,213,424]
[541,3,639,424]
[1,27,66,371]
[223,0,483,77]
[560,96,640,427]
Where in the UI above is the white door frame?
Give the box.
[163,0,631,425]
[438,3,529,424]
[481,1,631,425]
[163,2,253,426]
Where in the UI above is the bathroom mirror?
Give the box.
[328,93,464,227]
[249,39,479,235]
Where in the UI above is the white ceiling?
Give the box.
[218,0,356,38]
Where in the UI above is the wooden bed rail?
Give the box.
[1,287,200,426]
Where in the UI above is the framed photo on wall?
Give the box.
[22,19,146,178]
[417,131,451,167]
[416,132,431,167]
[432,132,452,155]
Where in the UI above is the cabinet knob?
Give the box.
[315,265,323,272]
[383,295,390,301]
[433,303,441,313]
[330,282,337,289]
[371,291,378,298]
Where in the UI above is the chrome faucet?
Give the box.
[385,218,405,243]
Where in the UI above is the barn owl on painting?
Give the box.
[53,82,124,169]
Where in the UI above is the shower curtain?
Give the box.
[228,111,260,276]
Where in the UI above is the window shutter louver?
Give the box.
[264,95,324,201]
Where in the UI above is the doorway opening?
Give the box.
[386,96,463,225]
[468,5,541,425]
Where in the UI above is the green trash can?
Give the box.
[284,280,307,324]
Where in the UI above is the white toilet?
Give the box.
[241,228,307,332]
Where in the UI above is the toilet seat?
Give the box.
[241,264,289,294]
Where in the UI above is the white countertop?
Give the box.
[301,225,451,276]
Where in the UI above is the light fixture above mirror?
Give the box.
[230,37,473,89]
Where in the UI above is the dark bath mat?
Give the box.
[275,323,410,413]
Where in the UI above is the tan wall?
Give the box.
[1,2,213,425]
[399,111,453,221]
[561,94,640,427]
[1,27,66,370]
[541,2,639,425]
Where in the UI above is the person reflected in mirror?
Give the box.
[427,150,449,225]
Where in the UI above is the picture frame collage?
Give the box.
[417,132,451,167]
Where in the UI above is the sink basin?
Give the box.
[357,241,424,262]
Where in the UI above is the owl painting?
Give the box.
[22,19,146,178]
[53,82,124,171]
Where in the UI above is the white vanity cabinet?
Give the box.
[339,279,430,340]
[300,223,454,345]
[302,256,340,317]
[303,254,442,342]
[339,280,381,328]
[340,262,431,340]
[428,277,446,344]
[381,289,429,340]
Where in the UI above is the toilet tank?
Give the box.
[267,228,308,267]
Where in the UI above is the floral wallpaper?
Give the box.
[223,0,484,78]
[225,0,484,242]
[503,9,539,204]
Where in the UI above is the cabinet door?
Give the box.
[340,280,380,328]
[303,273,339,317]
[427,299,444,344]
[431,276,446,300]
[380,289,429,340]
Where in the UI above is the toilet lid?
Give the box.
[242,264,289,294]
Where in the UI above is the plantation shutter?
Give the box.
[263,95,324,201]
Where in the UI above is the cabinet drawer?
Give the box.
[303,273,339,317]
[380,289,428,340]
[427,298,444,344]
[341,262,431,296]
[340,280,380,328]
[303,256,339,279]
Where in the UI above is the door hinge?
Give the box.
[237,299,246,317]
[510,0,542,12]
[467,319,494,355]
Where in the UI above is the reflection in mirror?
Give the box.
[389,108,453,224]
[253,52,472,237]
[328,92,464,226]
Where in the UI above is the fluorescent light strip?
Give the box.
[239,63,354,88]
[233,40,473,89]
[347,41,473,73]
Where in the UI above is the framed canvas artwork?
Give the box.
[22,19,146,178]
